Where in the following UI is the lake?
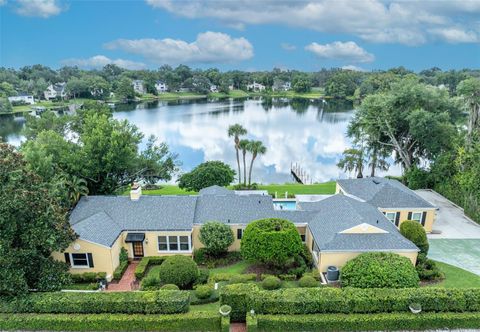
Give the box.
[0,97,399,183]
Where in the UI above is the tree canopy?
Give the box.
[178,161,235,192]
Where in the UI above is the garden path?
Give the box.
[107,262,138,291]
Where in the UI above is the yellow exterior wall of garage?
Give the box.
[317,251,418,272]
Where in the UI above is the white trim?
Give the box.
[70,253,90,269]
[320,249,419,253]
[157,235,192,253]
[339,223,388,234]
[77,238,112,249]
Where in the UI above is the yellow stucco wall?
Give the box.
[192,224,244,251]
[317,251,418,272]
[123,231,194,258]
[52,238,118,280]
[379,209,435,233]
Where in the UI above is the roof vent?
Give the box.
[130,183,142,201]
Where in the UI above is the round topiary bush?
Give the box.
[298,275,318,288]
[195,285,213,299]
[241,218,303,268]
[160,284,179,290]
[400,220,429,255]
[158,255,199,289]
[341,252,419,288]
[261,276,281,290]
[199,221,235,257]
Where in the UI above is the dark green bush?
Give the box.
[35,259,72,292]
[303,269,321,281]
[298,276,318,288]
[400,220,429,255]
[119,248,128,264]
[253,312,480,331]
[196,268,210,285]
[199,221,235,257]
[161,284,180,290]
[190,290,219,305]
[341,252,419,288]
[228,274,257,285]
[262,276,281,290]
[158,255,199,289]
[70,272,106,283]
[113,260,128,281]
[246,288,480,315]
[241,218,303,269]
[135,257,165,279]
[0,312,221,331]
[220,283,259,322]
[416,254,444,281]
[404,166,433,190]
[278,274,296,281]
[140,274,160,290]
[195,285,213,299]
[194,249,242,268]
[0,290,190,314]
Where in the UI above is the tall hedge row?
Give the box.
[219,283,258,322]
[0,290,190,314]
[0,313,220,331]
[249,312,480,331]
[134,256,166,279]
[221,286,480,319]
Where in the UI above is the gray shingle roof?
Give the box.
[71,212,122,247]
[302,195,418,252]
[337,177,434,209]
[199,185,235,196]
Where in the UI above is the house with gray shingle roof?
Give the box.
[336,177,436,233]
[53,184,419,280]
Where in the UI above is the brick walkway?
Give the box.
[107,262,138,291]
[230,323,246,332]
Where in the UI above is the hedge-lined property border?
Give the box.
[247,312,480,331]
[0,290,190,314]
[0,312,221,331]
[134,256,166,279]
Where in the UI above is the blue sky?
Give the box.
[1,0,479,71]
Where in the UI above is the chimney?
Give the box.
[130,183,142,201]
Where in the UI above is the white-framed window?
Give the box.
[158,235,191,252]
[71,253,89,268]
[385,212,397,224]
[411,212,423,222]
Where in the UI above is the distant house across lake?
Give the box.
[8,95,35,105]
[247,81,266,92]
[155,80,168,93]
[44,83,67,100]
[132,80,146,94]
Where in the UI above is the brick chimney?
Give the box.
[130,183,142,201]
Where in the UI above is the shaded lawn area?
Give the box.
[430,261,480,288]
[189,301,219,313]
[209,261,252,275]
[135,182,336,196]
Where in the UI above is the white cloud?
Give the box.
[0,0,6,6]
[61,55,146,70]
[429,27,479,43]
[341,65,366,72]
[281,43,296,51]
[146,0,480,45]
[15,0,63,18]
[104,31,254,64]
[306,41,374,63]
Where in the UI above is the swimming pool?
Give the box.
[273,200,297,210]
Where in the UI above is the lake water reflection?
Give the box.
[0,98,391,183]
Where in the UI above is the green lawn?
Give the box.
[157,92,206,100]
[136,182,336,197]
[209,261,252,275]
[189,301,219,313]
[430,261,480,288]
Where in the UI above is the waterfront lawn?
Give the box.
[430,261,480,288]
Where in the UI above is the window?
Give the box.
[158,235,191,252]
[300,234,306,242]
[411,212,422,222]
[158,236,168,251]
[385,212,397,224]
[237,229,243,240]
[71,253,88,267]
[168,236,178,251]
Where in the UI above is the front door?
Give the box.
[133,241,144,258]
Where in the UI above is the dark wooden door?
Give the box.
[133,242,144,257]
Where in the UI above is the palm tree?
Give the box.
[367,146,390,177]
[66,176,89,204]
[247,140,267,186]
[227,124,247,184]
[337,148,366,178]
[238,139,250,187]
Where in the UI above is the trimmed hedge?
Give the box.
[210,273,256,283]
[70,272,106,283]
[0,312,221,331]
[158,255,199,289]
[135,256,166,279]
[0,290,190,314]
[113,260,128,281]
[251,312,480,331]
[249,288,480,315]
[220,283,258,322]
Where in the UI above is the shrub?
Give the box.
[253,312,480,331]
[71,272,107,283]
[119,247,128,263]
[228,274,257,284]
[161,284,180,290]
[140,274,161,290]
[194,249,242,268]
[158,255,199,289]
[278,274,296,281]
[191,290,219,305]
[400,220,429,255]
[113,260,128,281]
[341,252,419,288]
[415,254,444,281]
[262,276,281,290]
[0,312,221,331]
[178,161,235,192]
[0,291,191,314]
[220,283,259,322]
[298,276,318,288]
[404,166,433,190]
[303,269,321,281]
[241,218,303,268]
[285,255,307,277]
[135,257,165,279]
[35,259,72,292]
[199,222,235,257]
[196,268,210,285]
[195,285,214,299]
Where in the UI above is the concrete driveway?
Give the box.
[415,190,480,275]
